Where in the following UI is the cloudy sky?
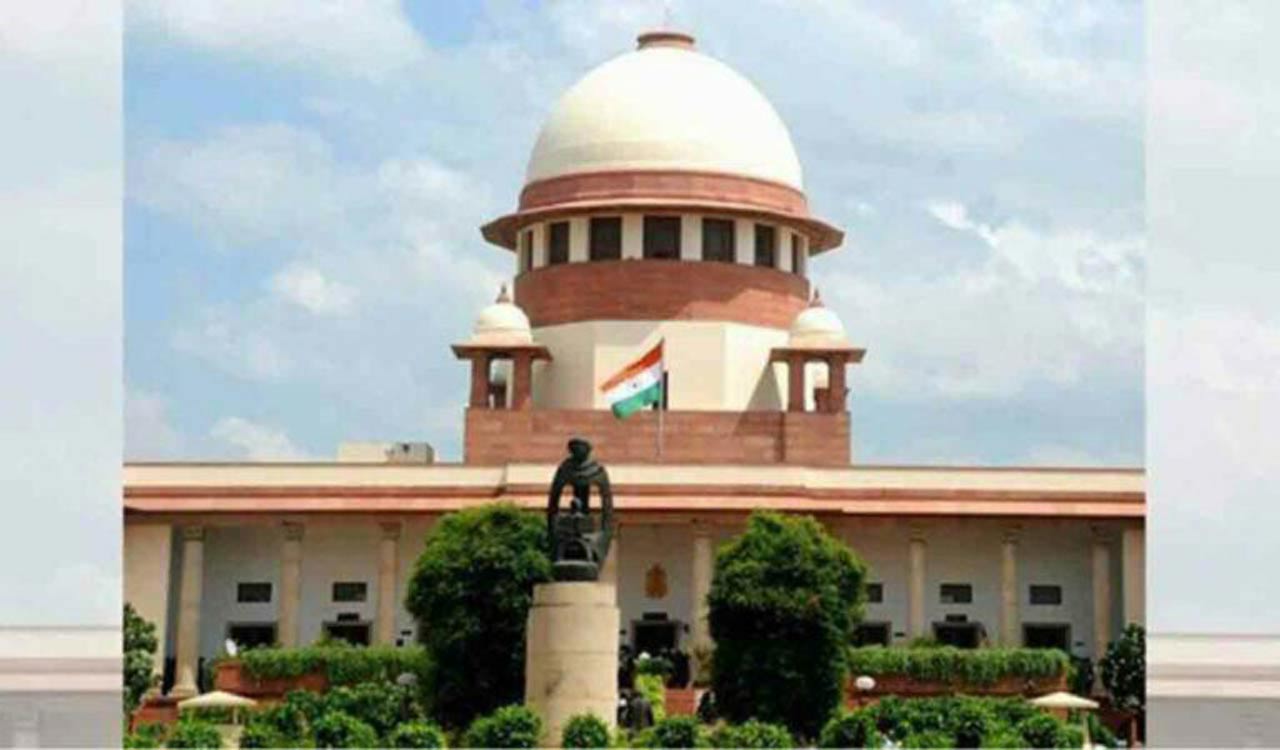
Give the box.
[122,0,1145,466]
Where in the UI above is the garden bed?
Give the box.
[214,659,328,699]
[845,646,1070,702]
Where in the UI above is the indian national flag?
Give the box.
[599,340,664,419]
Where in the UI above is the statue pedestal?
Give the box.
[525,582,619,747]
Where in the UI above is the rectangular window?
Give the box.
[1029,584,1063,606]
[791,233,805,276]
[520,230,533,273]
[701,218,736,262]
[754,224,777,267]
[323,622,371,647]
[939,583,973,604]
[1023,624,1070,651]
[589,216,622,261]
[643,216,681,259]
[547,221,570,265]
[227,623,277,649]
[236,582,272,603]
[853,622,891,647]
[866,583,884,604]
[933,622,981,649]
[332,581,368,603]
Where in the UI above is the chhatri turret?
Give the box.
[462,30,863,465]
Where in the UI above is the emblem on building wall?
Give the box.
[644,563,668,599]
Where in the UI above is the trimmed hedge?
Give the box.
[165,719,223,749]
[238,642,432,686]
[312,711,379,748]
[846,646,1070,685]
[463,704,542,749]
[635,716,705,749]
[709,719,794,748]
[562,713,611,749]
[836,696,1081,749]
[389,720,448,748]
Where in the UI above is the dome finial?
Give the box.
[810,287,823,307]
[496,283,512,304]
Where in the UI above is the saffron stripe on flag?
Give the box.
[598,340,664,393]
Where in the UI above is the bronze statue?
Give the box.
[546,437,614,581]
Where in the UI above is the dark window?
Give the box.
[323,622,371,647]
[227,623,277,649]
[589,216,622,261]
[754,224,777,267]
[643,216,681,259]
[791,233,805,276]
[236,582,272,603]
[548,221,570,265]
[1023,624,1070,651]
[853,622,891,647]
[1029,584,1063,606]
[866,583,884,604]
[520,230,533,273]
[933,622,981,649]
[332,582,367,603]
[633,618,679,654]
[940,583,973,604]
[701,218,736,262]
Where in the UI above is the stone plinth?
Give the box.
[525,582,619,747]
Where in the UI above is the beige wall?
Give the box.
[532,319,789,410]
[123,523,172,675]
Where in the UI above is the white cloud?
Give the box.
[270,266,356,316]
[125,387,185,459]
[173,309,293,381]
[127,0,427,78]
[211,416,310,461]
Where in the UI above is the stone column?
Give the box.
[278,522,304,648]
[171,525,205,698]
[1000,528,1020,646]
[468,353,491,408]
[826,354,847,413]
[1122,526,1145,626]
[1092,528,1113,664]
[787,355,805,412]
[908,528,927,639]
[690,528,714,659]
[376,522,402,645]
[600,524,620,592]
[511,351,534,411]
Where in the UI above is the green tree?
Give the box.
[405,503,552,729]
[708,511,868,739]
[1100,624,1145,712]
[123,603,158,714]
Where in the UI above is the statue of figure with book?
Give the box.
[546,437,614,581]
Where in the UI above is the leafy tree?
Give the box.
[123,603,158,714]
[562,713,611,749]
[406,503,552,729]
[708,511,868,739]
[462,704,542,749]
[1100,624,1145,712]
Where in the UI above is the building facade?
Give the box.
[123,30,1146,698]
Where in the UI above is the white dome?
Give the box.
[789,293,849,348]
[471,285,532,346]
[526,33,803,190]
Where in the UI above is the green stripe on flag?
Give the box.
[611,381,662,419]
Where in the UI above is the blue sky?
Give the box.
[123,0,1145,466]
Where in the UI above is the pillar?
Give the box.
[787,355,805,412]
[468,353,491,408]
[826,354,847,413]
[690,528,714,665]
[278,522,304,648]
[511,351,534,411]
[171,525,205,698]
[600,524,620,591]
[1000,528,1020,646]
[1092,529,1113,664]
[1122,526,1145,626]
[908,528,927,639]
[376,522,402,645]
[124,523,173,683]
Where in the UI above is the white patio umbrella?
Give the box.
[178,690,257,724]
[1029,691,1101,748]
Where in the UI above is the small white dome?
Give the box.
[526,31,803,189]
[789,291,849,348]
[471,285,532,345]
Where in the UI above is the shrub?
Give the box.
[981,728,1028,748]
[709,720,793,749]
[635,673,667,723]
[640,716,705,749]
[122,723,165,749]
[1100,624,1145,712]
[165,719,223,749]
[952,697,995,748]
[561,713,611,749]
[406,504,552,728]
[818,710,880,749]
[123,603,158,714]
[1015,713,1065,749]
[1086,713,1119,748]
[867,696,1075,747]
[248,700,311,746]
[239,643,433,688]
[389,720,448,748]
[312,711,379,749]
[709,511,868,739]
[237,722,285,749]
[903,730,955,748]
[323,682,420,738]
[846,646,1070,686]
[463,704,542,749]
[635,653,675,678]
